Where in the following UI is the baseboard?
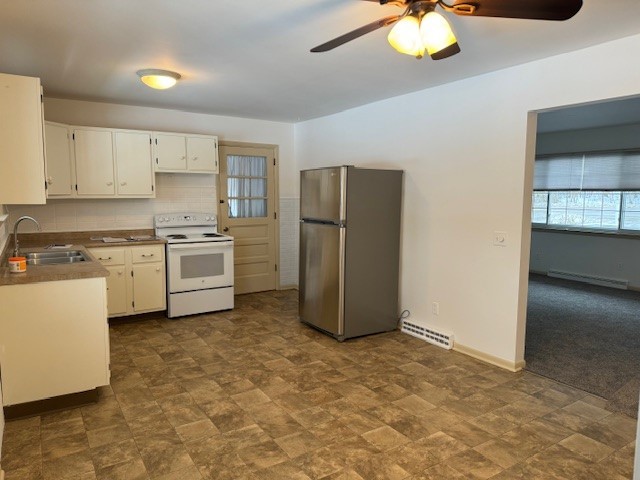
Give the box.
[530,270,640,291]
[454,343,526,372]
[3,389,98,420]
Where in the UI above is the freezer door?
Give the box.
[299,222,344,336]
[300,167,346,223]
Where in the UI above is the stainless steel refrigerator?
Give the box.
[299,166,403,340]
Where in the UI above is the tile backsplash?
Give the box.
[6,173,217,232]
[279,197,299,288]
[5,185,301,288]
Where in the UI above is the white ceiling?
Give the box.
[2,0,640,123]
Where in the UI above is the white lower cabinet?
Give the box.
[0,278,110,406]
[90,244,166,317]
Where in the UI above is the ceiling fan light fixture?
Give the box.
[387,15,425,58]
[136,69,181,90]
[420,11,458,59]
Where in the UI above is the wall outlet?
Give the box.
[431,302,439,316]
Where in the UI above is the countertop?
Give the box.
[0,229,166,286]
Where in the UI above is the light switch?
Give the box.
[493,231,508,247]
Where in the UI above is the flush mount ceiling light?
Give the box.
[311,0,583,60]
[136,69,181,90]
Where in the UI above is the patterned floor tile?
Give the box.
[1,290,636,480]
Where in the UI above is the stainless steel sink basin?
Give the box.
[23,250,88,265]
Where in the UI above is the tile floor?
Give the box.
[1,290,637,479]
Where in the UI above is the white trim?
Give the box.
[454,343,526,372]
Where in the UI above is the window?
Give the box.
[532,191,640,231]
[532,150,640,233]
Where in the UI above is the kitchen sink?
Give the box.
[23,250,88,265]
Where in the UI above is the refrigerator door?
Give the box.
[299,222,344,337]
[300,167,346,223]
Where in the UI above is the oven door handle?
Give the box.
[168,242,233,250]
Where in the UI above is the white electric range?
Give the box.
[154,213,234,318]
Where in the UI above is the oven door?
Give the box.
[167,242,234,293]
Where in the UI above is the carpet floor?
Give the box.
[526,274,640,418]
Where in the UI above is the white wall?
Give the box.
[294,33,640,368]
[530,230,640,288]
[8,99,299,286]
[531,123,640,288]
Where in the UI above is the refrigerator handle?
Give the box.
[338,225,346,336]
[340,166,348,223]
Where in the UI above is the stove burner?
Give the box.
[203,233,223,238]
[167,234,188,239]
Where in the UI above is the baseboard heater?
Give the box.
[401,321,454,350]
[547,270,628,290]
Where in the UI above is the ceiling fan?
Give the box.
[310,0,583,60]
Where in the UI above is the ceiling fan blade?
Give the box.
[449,0,582,21]
[310,15,400,52]
[430,42,461,60]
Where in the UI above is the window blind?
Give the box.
[534,151,640,190]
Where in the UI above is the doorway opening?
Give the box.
[524,96,640,418]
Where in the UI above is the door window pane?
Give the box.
[226,155,267,218]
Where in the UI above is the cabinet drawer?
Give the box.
[90,247,126,266]
[131,245,164,264]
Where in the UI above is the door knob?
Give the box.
[223,227,229,232]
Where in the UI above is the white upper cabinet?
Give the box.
[71,127,155,198]
[155,133,187,171]
[114,131,154,196]
[187,136,218,172]
[44,121,74,197]
[0,73,46,204]
[154,132,218,174]
[74,128,116,196]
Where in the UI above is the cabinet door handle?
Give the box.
[118,270,123,275]
[193,156,198,161]
[99,257,112,261]
[181,156,186,160]
[47,176,54,184]
[141,254,154,257]
[106,181,113,186]
[120,182,127,186]
[156,267,161,272]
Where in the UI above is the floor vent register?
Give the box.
[401,321,454,350]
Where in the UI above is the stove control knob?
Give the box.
[157,218,164,223]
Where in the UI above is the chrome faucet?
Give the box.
[13,216,41,257]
